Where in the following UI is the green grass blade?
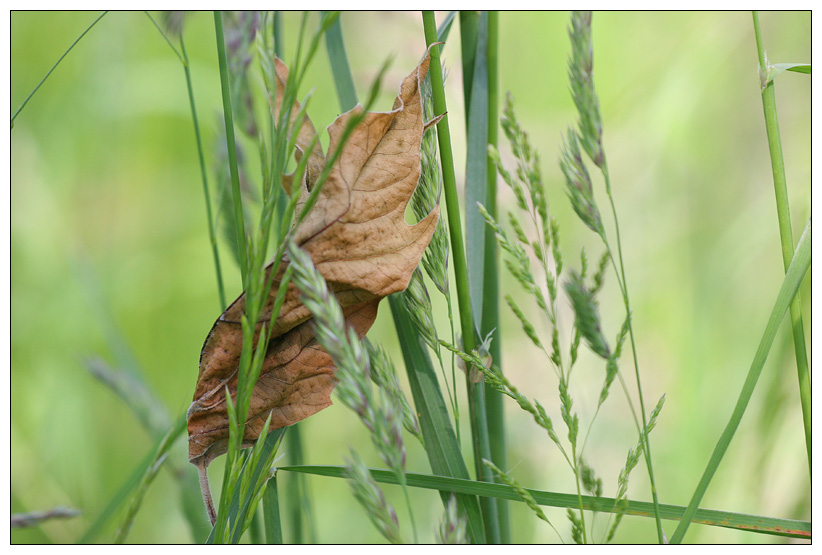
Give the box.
[78,414,187,543]
[458,11,478,115]
[262,473,283,544]
[114,416,187,543]
[670,218,811,543]
[460,12,502,544]
[206,429,286,544]
[279,465,811,540]
[323,11,357,111]
[752,11,811,477]
[388,297,486,544]
[73,255,208,542]
[436,11,458,43]
[11,11,107,127]
[482,10,509,544]
[214,11,249,285]
[423,11,498,543]
[464,12,489,325]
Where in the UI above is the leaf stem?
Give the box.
[751,10,811,477]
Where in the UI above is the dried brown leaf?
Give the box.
[187,53,440,469]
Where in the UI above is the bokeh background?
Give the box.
[11,11,811,544]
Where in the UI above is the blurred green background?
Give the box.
[11,11,810,544]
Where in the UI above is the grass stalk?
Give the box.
[11,11,108,128]
[179,30,227,309]
[564,12,664,540]
[670,219,811,543]
[751,10,811,476]
[481,10,509,544]
[214,11,249,285]
[600,169,664,541]
[423,10,499,543]
[145,10,226,311]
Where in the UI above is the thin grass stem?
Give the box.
[481,10,510,544]
[598,173,664,541]
[11,11,107,127]
[143,11,182,62]
[180,32,227,309]
[422,11,499,544]
[751,10,811,477]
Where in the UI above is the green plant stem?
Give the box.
[670,218,811,544]
[600,168,664,542]
[751,11,811,477]
[180,33,227,309]
[481,10,510,544]
[214,11,248,285]
[422,11,499,544]
[11,11,108,128]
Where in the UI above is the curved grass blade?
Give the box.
[114,416,187,543]
[11,11,108,128]
[279,465,811,540]
[79,414,186,543]
[670,218,811,543]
